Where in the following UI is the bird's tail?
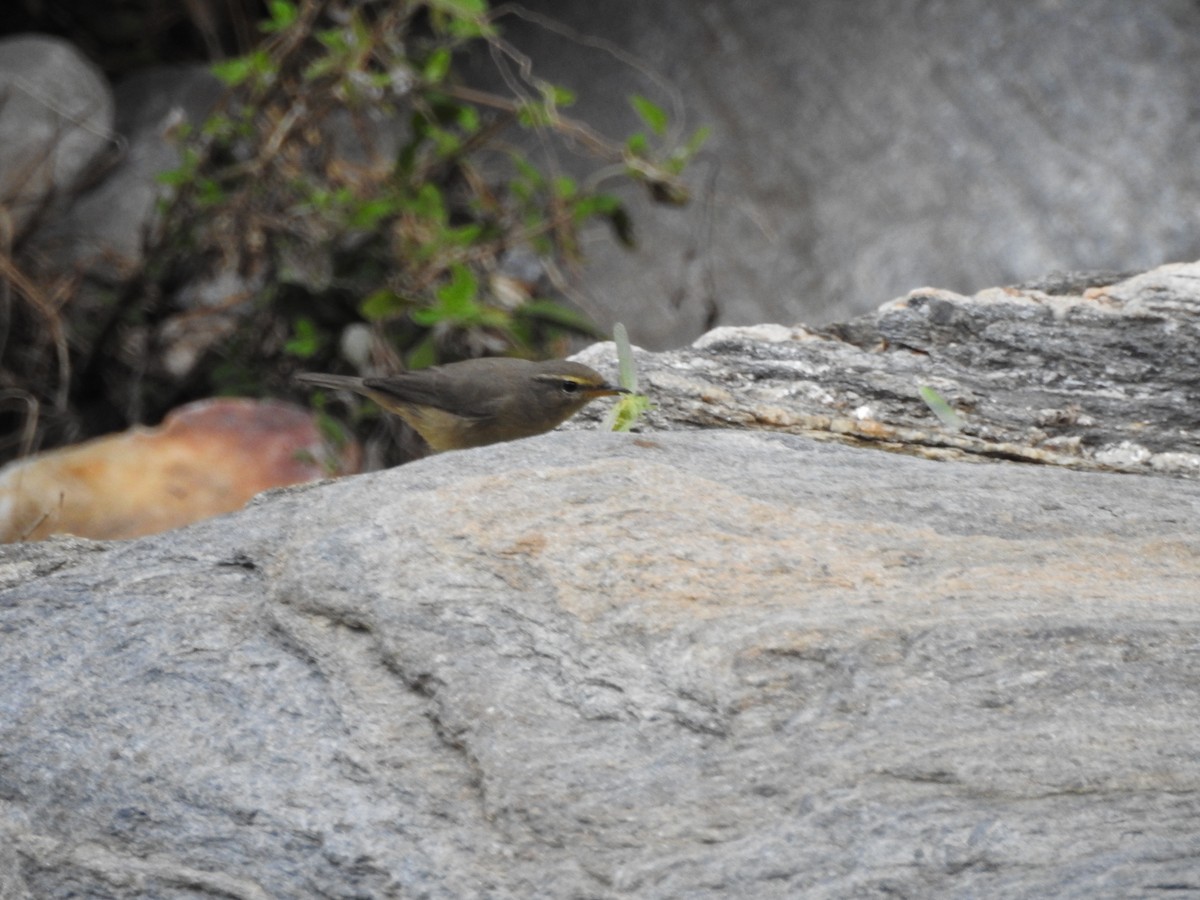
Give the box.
[294,373,368,394]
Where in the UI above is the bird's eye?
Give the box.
[560,380,580,394]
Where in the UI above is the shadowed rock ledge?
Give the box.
[3,263,1200,897]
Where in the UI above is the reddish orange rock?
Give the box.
[0,398,360,542]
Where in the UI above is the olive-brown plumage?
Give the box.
[296,357,627,452]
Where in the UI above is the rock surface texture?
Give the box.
[570,263,1200,479]
[3,261,1200,897]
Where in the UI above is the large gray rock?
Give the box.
[570,262,1200,478]
[0,35,115,240]
[5,254,1200,895]
[500,0,1200,346]
[2,423,1199,897]
[27,64,409,286]
[23,65,224,281]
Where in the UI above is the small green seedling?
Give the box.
[605,322,653,431]
[918,385,964,432]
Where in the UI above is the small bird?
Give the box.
[296,357,628,453]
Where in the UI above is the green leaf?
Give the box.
[510,153,542,182]
[315,25,348,53]
[606,393,653,432]
[918,385,965,431]
[285,317,321,358]
[570,192,622,222]
[360,289,407,322]
[304,56,339,82]
[212,56,256,87]
[447,223,483,246]
[438,264,478,314]
[547,85,576,108]
[630,95,668,136]
[430,126,462,156]
[684,124,711,156]
[212,50,273,90]
[261,0,298,33]
[666,125,712,175]
[413,264,481,325]
[424,48,452,83]
[156,166,190,188]
[430,0,487,14]
[199,114,233,139]
[350,9,371,47]
[456,105,480,133]
[406,335,439,370]
[516,101,551,129]
[553,176,577,200]
[348,197,396,229]
[196,177,225,206]
[411,183,447,225]
[457,21,490,38]
[604,321,652,431]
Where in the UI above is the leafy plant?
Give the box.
[0,0,705,466]
[151,0,704,383]
[604,322,653,432]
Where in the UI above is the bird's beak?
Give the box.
[588,384,631,397]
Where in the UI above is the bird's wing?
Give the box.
[362,367,505,421]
